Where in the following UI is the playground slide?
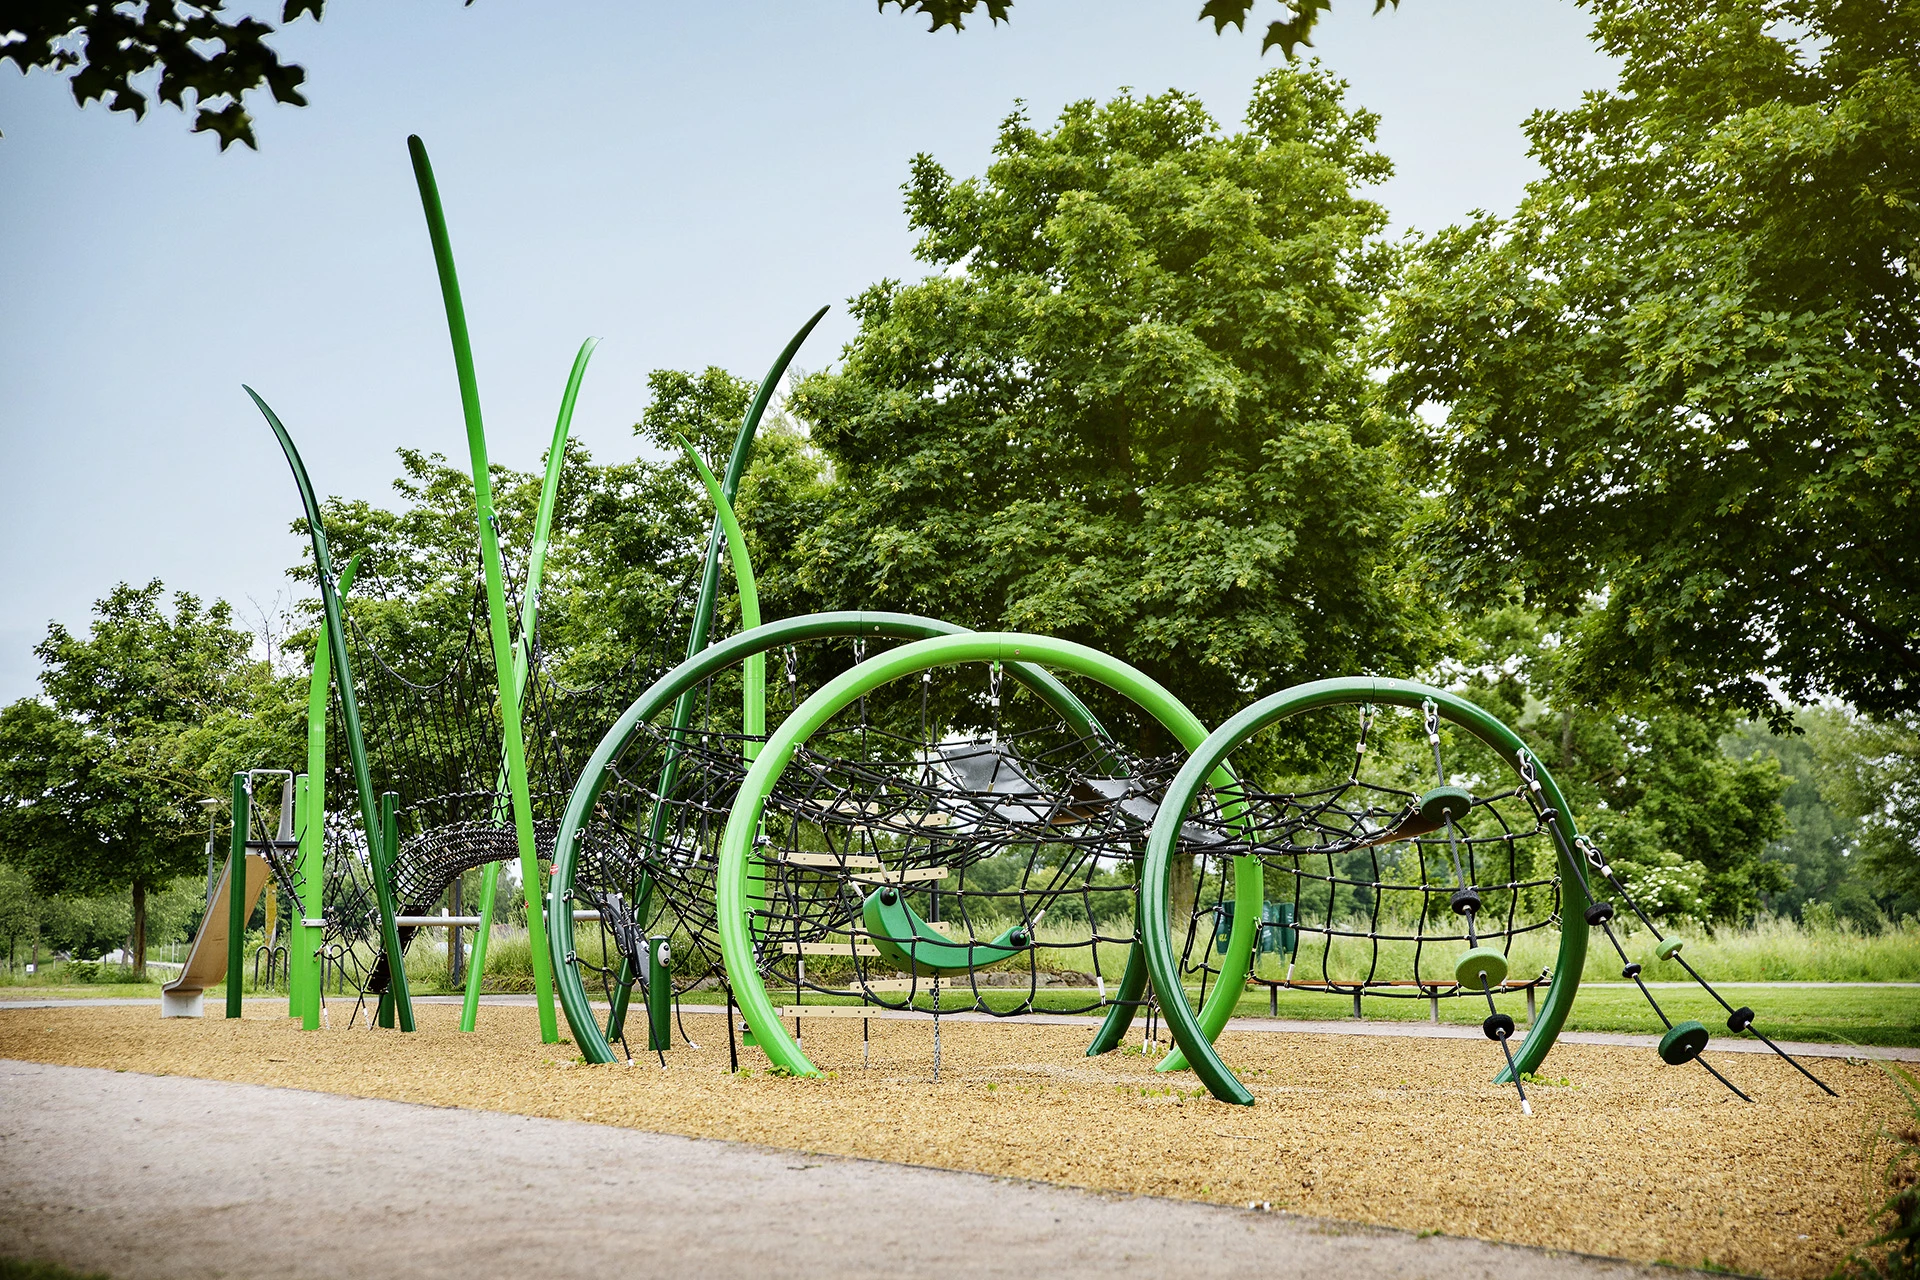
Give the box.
[160,854,272,1018]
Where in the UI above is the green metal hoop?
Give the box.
[1140,676,1593,1105]
[712,632,1250,1080]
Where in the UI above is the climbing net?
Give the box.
[561,635,1184,1065]
[1173,699,1560,1012]
[314,560,690,1011]
[1150,683,1839,1107]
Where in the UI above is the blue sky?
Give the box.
[0,1,1613,704]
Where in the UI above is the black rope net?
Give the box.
[565,645,1182,1058]
[1168,700,1562,1017]
[311,555,691,1012]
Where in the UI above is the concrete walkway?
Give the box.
[0,1060,1699,1280]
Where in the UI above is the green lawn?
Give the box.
[733,980,1920,1049]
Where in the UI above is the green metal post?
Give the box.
[605,310,825,1043]
[646,936,671,1052]
[409,136,558,1043]
[376,791,399,1029]
[249,391,413,1031]
[291,774,312,1022]
[226,772,248,1019]
[293,552,355,1030]
[462,338,597,1034]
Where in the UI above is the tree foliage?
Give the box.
[0,582,293,974]
[1384,0,1920,726]
[789,69,1434,730]
[1,1,338,148]
[1816,710,1920,919]
[1454,602,1788,922]
[882,0,1402,58]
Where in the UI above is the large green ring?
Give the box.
[1141,677,1593,1105]
[714,632,1253,1080]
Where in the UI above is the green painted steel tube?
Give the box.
[294,553,358,1029]
[1139,676,1592,1105]
[604,309,827,1040]
[547,612,1117,1063]
[248,390,413,1030]
[459,336,599,1034]
[226,772,247,1019]
[292,775,312,1022]
[376,792,401,1029]
[408,135,558,1043]
[713,633,1221,1080]
[677,436,764,749]
[646,936,671,1052]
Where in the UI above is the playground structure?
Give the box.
[180,133,1839,1115]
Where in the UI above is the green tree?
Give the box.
[1456,602,1788,922]
[0,862,43,972]
[1383,0,1920,726]
[1817,711,1920,919]
[1722,710,1887,925]
[789,69,1434,731]
[0,582,291,977]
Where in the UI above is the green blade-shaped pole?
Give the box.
[675,435,763,744]
[462,336,597,1032]
[408,134,558,1044]
[249,389,414,1031]
[294,552,358,1030]
[604,307,824,1044]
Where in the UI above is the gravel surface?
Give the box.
[0,1059,1701,1280]
[0,1002,1895,1278]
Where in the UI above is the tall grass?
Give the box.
[1238,913,1920,986]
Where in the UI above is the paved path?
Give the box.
[0,1060,1695,1280]
[4,994,1915,1062]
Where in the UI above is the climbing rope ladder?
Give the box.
[1136,676,1840,1107]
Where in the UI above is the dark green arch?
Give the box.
[1141,676,1593,1105]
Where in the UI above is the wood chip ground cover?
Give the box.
[0,1004,1893,1277]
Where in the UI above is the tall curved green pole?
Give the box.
[1139,677,1592,1105]
[408,135,558,1043]
[293,552,358,1029]
[248,388,414,1031]
[676,437,764,748]
[601,308,826,1041]
[713,632,1227,1080]
[549,613,1126,1063]
[462,336,598,1032]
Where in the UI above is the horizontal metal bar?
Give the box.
[850,866,949,886]
[774,852,883,871]
[780,942,884,957]
[779,1005,934,1020]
